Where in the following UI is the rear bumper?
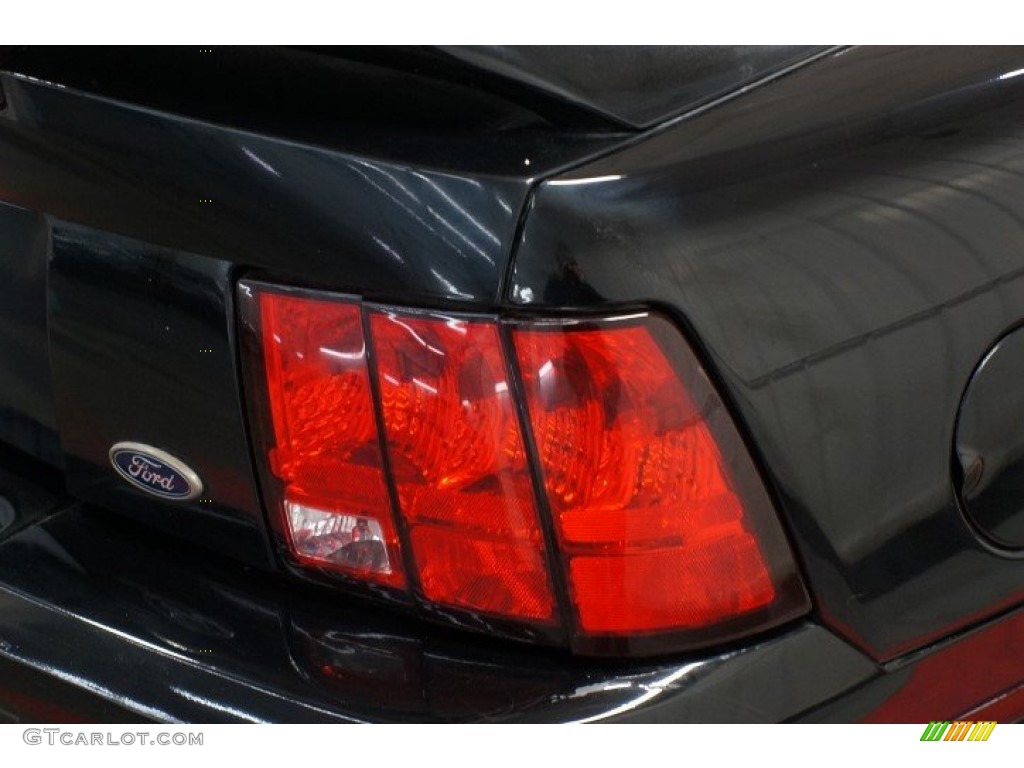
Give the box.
[1,445,1020,724]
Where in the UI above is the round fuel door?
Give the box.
[955,328,1024,551]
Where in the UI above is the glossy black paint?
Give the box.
[0,657,146,724]
[0,46,830,136]
[0,200,59,465]
[437,46,828,128]
[48,223,273,566]
[0,70,585,311]
[0,461,877,723]
[509,46,1024,660]
[797,604,1024,723]
[0,45,1022,720]
[0,443,69,545]
[0,46,629,172]
[955,327,1024,550]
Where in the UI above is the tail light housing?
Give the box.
[239,280,809,656]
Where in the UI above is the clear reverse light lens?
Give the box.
[285,500,393,575]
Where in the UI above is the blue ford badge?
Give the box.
[109,442,203,501]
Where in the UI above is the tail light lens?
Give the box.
[240,282,809,656]
[511,316,804,654]
[370,311,556,622]
[257,293,403,587]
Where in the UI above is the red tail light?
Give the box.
[511,316,798,652]
[240,282,809,656]
[257,292,403,588]
[370,311,556,623]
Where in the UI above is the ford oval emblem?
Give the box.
[108,442,203,501]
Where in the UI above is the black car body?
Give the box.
[0,45,1021,723]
